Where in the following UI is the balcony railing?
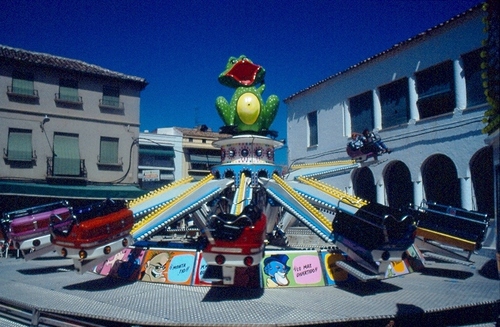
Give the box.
[99,98,124,110]
[46,157,87,180]
[54,93,83,105]
[7,86,39,99]
[3,148,37,162]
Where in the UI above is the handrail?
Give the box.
[0,298,109,326]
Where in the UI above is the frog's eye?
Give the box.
[230,59,237,64]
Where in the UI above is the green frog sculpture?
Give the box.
[216,55,279,136]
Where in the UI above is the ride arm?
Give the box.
[131,176,234,241]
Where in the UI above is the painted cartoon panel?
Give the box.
[193,253,216,286]
[94,247,145,281]
[320,250,350,285]
[383,246,418,278]
[139,249,197,285]
[262,251,325,288]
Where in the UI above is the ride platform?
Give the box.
[0,252,497,326]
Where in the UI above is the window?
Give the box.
[379,78,410,128]
[307,111,318,147]
[139,145,175,167]
[349,91,373,133]
[416,61,455,119]
[9,71,37,97]
[188,150,220,171]
[57,79,81,103]
[100,86,122,109]
[99,137,119,164]
[53,133,81,176]
[462,48,486,107]
[5,129,34,161]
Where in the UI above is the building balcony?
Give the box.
[46,157,87,182]
[99,98,124,110]
[3,148,37,162]
[7,86,39,102]
[54,93,83,106]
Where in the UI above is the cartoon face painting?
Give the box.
[263,254,290,287]
[142,252,170,282]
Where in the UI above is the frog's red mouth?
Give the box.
[225,59,262,86]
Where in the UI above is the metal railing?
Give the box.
[98,98,124,110]
[0,299,109,327]
[46,157,87,179]
[54,93,83,104]
[7,86,39,98]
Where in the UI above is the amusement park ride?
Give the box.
[0,56,490,286]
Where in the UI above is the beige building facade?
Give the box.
[0,45,148,210]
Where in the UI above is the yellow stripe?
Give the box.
[297,176,368,208]
[131,174,214,235]
[416,227,476,251]
[234,173,247,215]
[127,176,194,208]
[290,160,356,171]
[273,174,332,230]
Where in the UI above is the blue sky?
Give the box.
[1,0,483,164]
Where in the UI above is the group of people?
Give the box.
[349,129,391,155]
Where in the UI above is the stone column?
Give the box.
[377,180,385,205]
[408,76,419,122]
[460,177,473,210]
[413,180,423,207]
[454,58,467,110]
[343,101,351,136]
[373,89,382,130]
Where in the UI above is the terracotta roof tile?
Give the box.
[0,45,147,87]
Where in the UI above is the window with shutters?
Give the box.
[7,71,38,99]
[307,111,318,147]
[462,48,487,107]
[99,86,123,109]
[55,79,82,104]
[349,91,373,133]
[4,129,35,162]
[98,137,122,166]
[379,78,410,128]
[416,61,455,119]
[52,133,82,176]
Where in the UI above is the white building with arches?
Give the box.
[284,2,495,235]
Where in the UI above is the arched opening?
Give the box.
[384,161,413,210]
[422,154,461,207]
[242,169,252,178]
[258,170,268,179]
[470,146,494,217]
[352,167,376,203]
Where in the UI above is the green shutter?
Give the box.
[53,134,80,175]
[102,86,120,107]
[12,78,34,95]
[139,147,175,157]
[100,137,118,164]
[190,154,220,164]
[7,130,33,161]
[59,86,79,102]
